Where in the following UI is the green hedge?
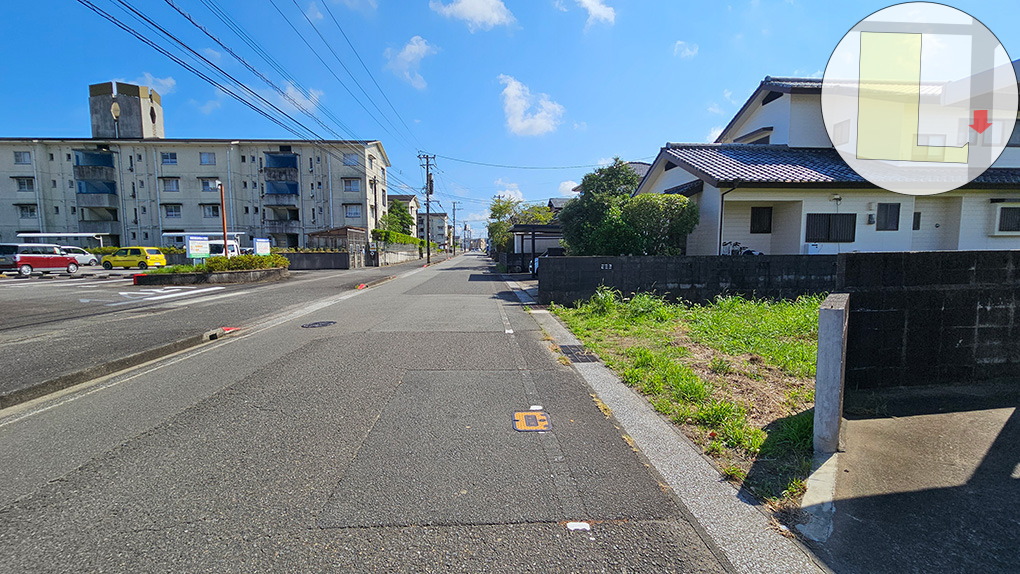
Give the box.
[146,254,290,274]
[372,228,421,246]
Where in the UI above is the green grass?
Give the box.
[551,286,821,503]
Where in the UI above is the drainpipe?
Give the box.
[717,183,739,255]
[327,154,334,228]
[153,148,163,242]
[31,142,45,233]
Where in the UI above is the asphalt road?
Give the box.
[0,257,447,404]
[0,253,730,572]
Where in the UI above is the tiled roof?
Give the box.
[662,144,1020,188]
[547,197,570,209]
[761,77,822,91]
[662,180,704,196]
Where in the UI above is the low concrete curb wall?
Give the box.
[134,267,289,285]
[281,252,357,270]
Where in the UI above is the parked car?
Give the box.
[60,246,99,266]
[0,243,80,276]
[101,247,167,270]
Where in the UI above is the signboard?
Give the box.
[254,238,271,256]
[186,235,210,259]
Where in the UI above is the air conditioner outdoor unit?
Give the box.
[804,243,822,254]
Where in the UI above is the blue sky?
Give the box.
[3,0,1019,233]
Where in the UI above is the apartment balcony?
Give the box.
[263,193,299,206]
[78,220,121,234]
[264,167,299,181]
[76,191,119,209]
[73,165,116,182]
[263,220,302,233]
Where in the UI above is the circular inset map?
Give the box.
[822,2,1018,195]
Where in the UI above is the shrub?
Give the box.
[584,285,621,315]
[203,254,290,272]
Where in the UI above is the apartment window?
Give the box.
[15,177,34,192]
[876,203,900,231]
[140,206,147,214]
[750,207,773,233]
[912,211,922,231]
[368,155,374,169]
[162,178,180,192]
[343,153,358,166]
[137,154,142,161]
[48,153,54,161]
[14,151,31,164]
[51,180,57,188]
[68,179,74,188]
[806,213,856,242]
[317,182,322,189]
[144,232,149,240]
[244,206,250,214]
[66,153,71,161]
[250,155,255,163]
[345,204,362,218]
[200,178,217,192]
[164,204,182,218]
[131,232,137,240]
[200,152,216,165]
[241,155,246,163]
[203,205,220,218]
[54,206,60,214]
[18,205,38,219]
[138,180,144,188]
[999,206,1020,232]
[243,181,248,189]
[253,207,258,213]
[161,152,178,165]
[343,178,360,192]
[71,206,76,214]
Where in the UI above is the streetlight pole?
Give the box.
[217,180,231,258]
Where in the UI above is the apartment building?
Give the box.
[417,211,450,247]
[0,81,389,248]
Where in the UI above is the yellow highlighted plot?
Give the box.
[513,411,551,432]
[856,31,968,164]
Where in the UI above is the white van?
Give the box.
[208,240,241,257]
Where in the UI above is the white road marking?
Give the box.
[140,286,225,301]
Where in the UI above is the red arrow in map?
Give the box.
[970,110,992,133]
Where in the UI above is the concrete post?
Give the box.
[814,293,850,455]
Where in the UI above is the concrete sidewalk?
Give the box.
[804,382,1020,573]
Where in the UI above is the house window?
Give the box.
[162,179,180,192]
[345,204,362,218]
[164,204,182,218]
[876,203,900,231]
[161,152,178,165]
[343,178,360,192]
[203,205,220,218]
[201,179,217,192]
[998,206,1020,232]
[750,207,773,234]
[368,155,375,169]
[343,153,358,166]
[18,205,38,219]
[200,152,216,165]
[15,177,34,192]
[805,213,856,242]
[14,151,31,164]
[912,211,921,231]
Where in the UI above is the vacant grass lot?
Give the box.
[551,288,822,512]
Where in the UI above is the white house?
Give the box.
[635,76,1020,255]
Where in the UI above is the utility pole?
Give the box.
[418,153,435,265]
[216,180,231,258]
[451,201,460,256]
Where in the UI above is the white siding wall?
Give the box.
[957,191,1020,250]
[685,185,722,255]
[720,203,772,253]
[788,95,832,148]
[722,96,791,144]
[911,196,960,250]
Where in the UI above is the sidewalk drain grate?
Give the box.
[301,321,337,329]
[559,345,598,363]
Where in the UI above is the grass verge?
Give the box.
[551,287,822,519]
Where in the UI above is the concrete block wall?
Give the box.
[537,255,838,305]
[838,251,1020,389]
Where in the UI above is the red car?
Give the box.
[0,243,80,276]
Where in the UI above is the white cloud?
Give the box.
[276,82,324,113]
[673,40,698,59]
[202,48,222,63]
[494,178,524,201]
[597,157,613,166]
[306,1,324,21]
[125,73,176,95]
[573,121,588,131]
[385,36,438,90]
[707,102,724,115]
[723,89,739,105]
[197,99,222,115]
[707,126,724,142]
[559,181,579,196]
[576,0,614,28]
[429,0,515,32]
[553,0,569,11]
[497,75,565,136]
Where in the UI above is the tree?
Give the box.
[486,196,521,253]
[380,199,415,235]
[621,193,699,255]
[559,158,641,255]
[511,204,554,225]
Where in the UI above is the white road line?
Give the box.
[164,290,246,307]
[141,286,225,301]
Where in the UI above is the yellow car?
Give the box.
[101,247,167,270]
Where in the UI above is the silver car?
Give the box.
[60,246,99,266]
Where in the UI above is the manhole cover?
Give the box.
[559,345,598,363]
[513,411,551,432]
[301,321,337,328]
